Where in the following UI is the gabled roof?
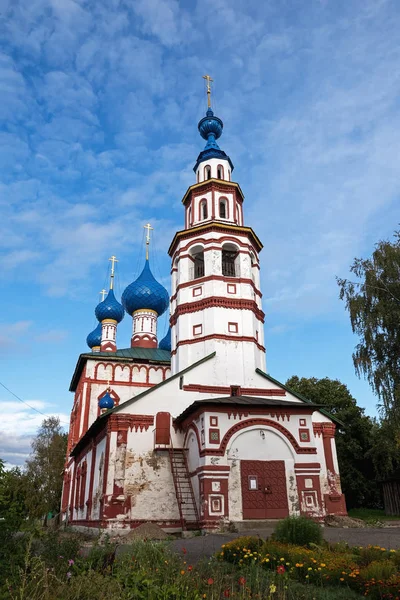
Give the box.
[69,347,171,392]
[70,351,217,456]
[256,369,345,428]
[175,395,322,424]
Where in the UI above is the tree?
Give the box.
[24,417,68,519]
[337,230,400,423]
[0,458,27,529]
[285,376,381,508]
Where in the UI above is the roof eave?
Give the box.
[255,368,345,428]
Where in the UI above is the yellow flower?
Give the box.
[305,575,309,579]
[280,557,285,561]
[340,578,344,582]
[285,562,290,566]
[307,567,312,571]
[320,563,326,567]
[180,570,185,575]
[269,583,277,594]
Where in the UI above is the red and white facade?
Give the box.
[61,107,346,533]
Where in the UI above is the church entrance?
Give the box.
[241,460,289,519]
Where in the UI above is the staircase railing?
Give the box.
[167,436,199,530]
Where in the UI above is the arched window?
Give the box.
[228,169,231,181]
[197,170,199,183]
[217,165,224,179]
[188,206,192,227]
[222,243,239,277]
[189,245,205,280]
[205,165,211,180]
[219,198,227,219]
[200,199,208,220]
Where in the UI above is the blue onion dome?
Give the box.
[194,107,234,173]
[95,289,124,323]
[86,322,102,349]
[99,390,114,411]
[122,260,169,317]
[159,327,171,352]
[198,107,223,148]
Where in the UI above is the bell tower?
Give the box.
[168,78,266,386]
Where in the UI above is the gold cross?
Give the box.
[100,289,107,301]
[203,74,213,108]
[144,223,153,260]
[109,255,118,290]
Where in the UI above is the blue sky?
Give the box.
[1,0,399,467]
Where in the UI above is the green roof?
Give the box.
[69,347,171,391]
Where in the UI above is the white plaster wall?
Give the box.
[91,437,106,521]
[196,158,231,183]
[123,428,180,522]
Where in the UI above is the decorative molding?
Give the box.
[182,383,286,396]
[170,296,265,326]
[170,275,262,303]
[170,334,266,355]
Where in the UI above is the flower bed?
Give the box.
[219,537,400,599]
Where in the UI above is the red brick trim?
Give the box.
[182,383,286,396]
[170,334,266,355]
[169,223,262,256]
[107,413,154,433]
[228,322,238,333]
[170,275,262,302]
[218,418,317,456]
[170,296,265,326]
[172,235,259,260]
[294,463,321,470]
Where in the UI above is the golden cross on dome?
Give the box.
[203,74,213,108]
[144,223,153,260]
[100,289,107,301]
[109,255,118,290]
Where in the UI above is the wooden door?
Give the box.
[241,460,289,519]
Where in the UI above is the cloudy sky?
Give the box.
[1,0,399,467]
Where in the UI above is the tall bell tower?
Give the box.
[168,77,266,386]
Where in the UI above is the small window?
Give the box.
[217,165,224,179]
[219,199,227,219]
[201,200,208,220]
[205,166,211,180]
[197,170,199,183]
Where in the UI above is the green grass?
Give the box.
[348,508,400,521]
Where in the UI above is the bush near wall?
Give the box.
[219,536,400,599]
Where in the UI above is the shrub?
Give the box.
[274,516,323,547]
[219,536,264,564]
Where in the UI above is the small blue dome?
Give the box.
[159,327,171,352]
[99,391,114,410]
[198,108,223,145]
[122,260,169,317]
[86,322,102,349]
[95,289,124,323]
[193,107,234,173]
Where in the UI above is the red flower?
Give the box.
[277,565,285,574]
[207,578,214,585]
[182,547,187,554]
[188,565,193,572]
[238,576,246,586]
[223,590,230,598]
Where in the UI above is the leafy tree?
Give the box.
[0,458,27,529]
[285,376,380,508]
[337,230,400,423]
[25,417,68,519]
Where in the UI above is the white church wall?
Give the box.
[91,437,106,521]
[123,428,180,522]
[196,157,231,183]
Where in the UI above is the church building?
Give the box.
[61,81,346,532]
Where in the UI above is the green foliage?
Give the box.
[24,417,68,519]
[285,375,381,508]
[337,230,400,422]
[0,459,28,529]
[273,515,323,546]
[348,508,400,522]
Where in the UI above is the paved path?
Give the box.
[169,527,400,564]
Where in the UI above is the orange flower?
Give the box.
[207,578,214,585]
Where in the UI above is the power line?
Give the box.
[0,381,70,426]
